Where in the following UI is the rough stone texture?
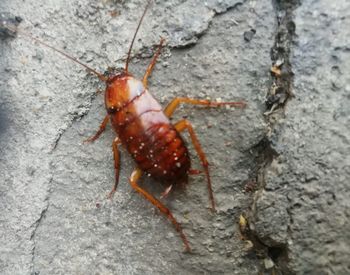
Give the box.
[251,0,350,274]
[0,0,272,274]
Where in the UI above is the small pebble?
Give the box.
[243,29,256,42]
[264,258,275,270]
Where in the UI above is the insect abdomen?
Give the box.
[134,122,190,180]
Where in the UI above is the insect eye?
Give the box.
[107,106,117,114]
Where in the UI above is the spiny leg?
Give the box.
[107,137,121,199]
[84,115,109,143]
[164,97,246,117]
[188,169,202,175]
[160,184,173,199]
[174,119,215,212]
[129,168,191,252]
[142,37,165,88]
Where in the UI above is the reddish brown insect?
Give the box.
[1,1,246,252]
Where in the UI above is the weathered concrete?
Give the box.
[250,0,350,274]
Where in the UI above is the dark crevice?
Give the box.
[251,138,279,190]
[213,2,244,15]
[265,0,300,117]
[244,0,300,274]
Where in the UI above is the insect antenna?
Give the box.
[125,0,152,73]
[0,21,107,81]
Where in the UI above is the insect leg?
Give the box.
[174,119,215,212]
[129,168,191,252]
[164,97,246,117]
[142,37,165,88]
[83,115,109,143]
[107,137,121,198]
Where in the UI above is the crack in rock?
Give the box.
[164,0,245,47]
[29,180,51,274]
[50,95,96,152]
[246,0,300,274]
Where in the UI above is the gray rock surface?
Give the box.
[250,0,350,274]
[0,0,349,274]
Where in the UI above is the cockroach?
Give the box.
[1,1,246,252]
